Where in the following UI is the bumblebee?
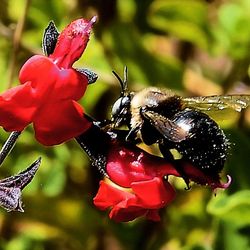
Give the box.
[111,67,250,179]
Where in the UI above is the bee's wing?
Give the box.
[182,95,250,122]
[141,110,189,142]
[183,95,250,112]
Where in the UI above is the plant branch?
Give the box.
[0,131,21,166]
[6,0,31,88]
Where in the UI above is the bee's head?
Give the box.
[111,95,132,126]
[111,67,132,127]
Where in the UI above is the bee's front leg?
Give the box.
[125,125,142,144]
[159,142,191,190]
[93,119,112,128]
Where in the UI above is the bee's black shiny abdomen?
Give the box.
[170,110,229,174]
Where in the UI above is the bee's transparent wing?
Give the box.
[183,95,250,122]
[183,95,250,112]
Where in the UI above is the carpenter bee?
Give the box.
[110,67,250,180]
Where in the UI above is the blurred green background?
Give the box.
[0,0,250,249]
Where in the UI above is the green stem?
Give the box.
[7,0,31,88]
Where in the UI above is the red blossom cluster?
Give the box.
[0,18,95,145]
[0,17,231,222]
[77,122,231,222]
[93,138,231,222]
[94,143,178,222]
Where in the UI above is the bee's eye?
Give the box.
[111,96,131,119]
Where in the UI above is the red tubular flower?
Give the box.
[0,17,96,145]
[93,144,179,222]
[93,145,231,222]
[77,124,180,222]
[77,123,231,222]
[94,179,174,222]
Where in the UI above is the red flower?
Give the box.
[0,17,96,145]
[77,123,231,222]
[94,143,231,222]
[93,143,231,222]
[94,179,175,222]
[93,143,180,222]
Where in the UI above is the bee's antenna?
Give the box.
[112,66,128,96]
[123,66,128,93]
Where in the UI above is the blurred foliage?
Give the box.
[0,0,250,249]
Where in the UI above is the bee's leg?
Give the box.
[83,114,112,129]
[125,126,140,144]
[140,120,161,145]
[175,162,191,190]
[159,143,174,162]
[93,119,112,128]
[159,143,191,190]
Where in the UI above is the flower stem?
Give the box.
[7,0,31,88]
[76,122,109,177]
[76,114,134,178]
[75,115,130,176]
[0,131,21,166]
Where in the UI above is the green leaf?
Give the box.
[213,0,250,59]
[149,0,211,49]
[214,220,250,250]
[105,22,183,90]
[225,129,250,190]
[207,190,250,227]
[41,161,66,197]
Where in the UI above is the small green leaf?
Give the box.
[207,190,250,227]
[149,0,211,49]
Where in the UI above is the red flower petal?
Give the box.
[0,83,37,131]
[145,210,161,221]
[131,178,175,208]
[94,177,175,222]
[109,179,175,222]
[179,162,232,189]
[53,68,88,101]
[49,17,96,68]
[94,180,150,222]
[110,204,149,222]
[19,55,88,101]
[19,55,57,94]
[33,100,91,145]
[93,180,133,208]
[106,145,180,188]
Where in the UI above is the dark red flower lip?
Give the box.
[210,175,232,190]
[178,161,232,190]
